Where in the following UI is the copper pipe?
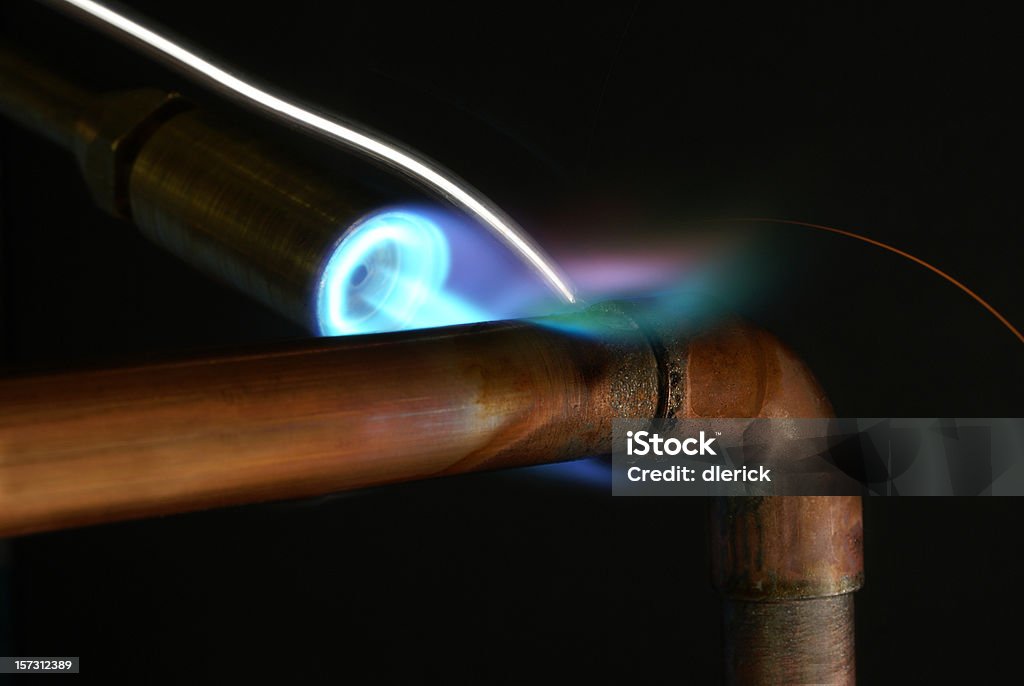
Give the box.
[679,321,863,685]
[0,303,661,537]
[0,299,862,680]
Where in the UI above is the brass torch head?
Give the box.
[0,44,463,334]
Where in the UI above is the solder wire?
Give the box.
[736,217,1024,345]
[43,0,577,306]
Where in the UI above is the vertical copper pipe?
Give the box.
[723,596,856,684]
[679,321,864,685]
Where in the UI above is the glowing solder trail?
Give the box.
[47,0,576,306]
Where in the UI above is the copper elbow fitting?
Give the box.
[678,321,864,685]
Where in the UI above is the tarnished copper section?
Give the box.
[712,497,863,601]
[679,319,833,420]
[679,321,863,685]
[724,596,856,685]
[0,305,659,537]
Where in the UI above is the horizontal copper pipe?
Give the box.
[0,304,663,536]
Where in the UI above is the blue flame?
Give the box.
[317,210,493,335]
[520,456,611,489]
[316,207,568,336]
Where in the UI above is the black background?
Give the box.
[1,1,1022,683]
